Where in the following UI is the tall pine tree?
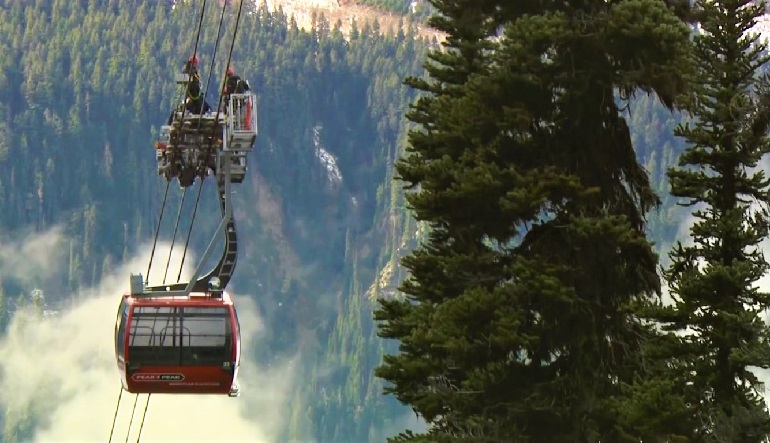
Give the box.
[375,1,693,441]
[642,0,770,440]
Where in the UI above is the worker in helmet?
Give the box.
[182,55,212,115]
[222,66,251,112]
[183,56,199,76]
[222,66,253,132]
[225,66,250,94]
[167,55,212,124]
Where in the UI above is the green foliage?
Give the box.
[375,1,693,442]
[354,0,436,20]
[0,0,717,442]
[0,1,429,441]
[356,0,412,14]
[636,0,770,441]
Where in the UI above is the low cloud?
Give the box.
[0,226,293,442]
[0,224,67,290]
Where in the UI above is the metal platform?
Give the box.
[224,93,258,184]
[155,93,258,187]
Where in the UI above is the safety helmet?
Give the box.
[226,66,235,76]
[188,55,200,67]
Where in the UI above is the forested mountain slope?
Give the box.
[0,0,686,442]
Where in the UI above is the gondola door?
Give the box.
[114,298,130,390]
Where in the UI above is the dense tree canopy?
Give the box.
[0,1,431,441]
[356,0,411,14]
[0,0,739,442]
[375,0,697,441]
[639,0,770,441]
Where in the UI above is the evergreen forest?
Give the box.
[355,0,411,14]
[1,0,769,442]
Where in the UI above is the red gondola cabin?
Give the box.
[114,290,241,397]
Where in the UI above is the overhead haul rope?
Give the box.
[213,0,246,129]
[112,1,213,442]
[135,394,151,443]
[163,188,188,285]
[145,182,170,285]
[117,1,243,442]
[172,0,246,289]
[174,0,228,282]
[194,0,228,131]
[124,394,140,443]
[172,0,247,293]
[145,0,207,283]
[117,0,243,443]
[177,180,205,283]
[107,387,123,443]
